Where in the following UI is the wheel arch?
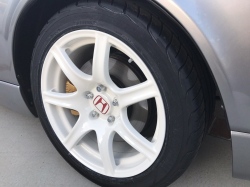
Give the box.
[155,0,250,180]
[13,0,77,116]
[154,0,233,128]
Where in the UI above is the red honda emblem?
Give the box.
[93,95,110,114]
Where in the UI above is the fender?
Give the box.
[0,0,33,85]
[0,0,35,116]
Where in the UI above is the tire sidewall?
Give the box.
[31,6,189,187]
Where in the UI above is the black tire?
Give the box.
[31,1,215,186]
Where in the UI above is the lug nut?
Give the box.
[96,85,106,92]
[112,99,119,106]
[107,116,115,123]
[91,111,99,118]
[85,92,94,99]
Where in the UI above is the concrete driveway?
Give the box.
[0,105,249,187]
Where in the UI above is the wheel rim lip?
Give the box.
[41,30,166,178]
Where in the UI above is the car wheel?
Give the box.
[31,1,214,186]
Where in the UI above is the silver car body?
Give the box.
[0,0,250,180]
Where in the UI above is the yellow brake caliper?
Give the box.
[66,81,79,116]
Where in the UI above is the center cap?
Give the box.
[93,95,111,115]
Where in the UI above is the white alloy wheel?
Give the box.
[41,30,166,178]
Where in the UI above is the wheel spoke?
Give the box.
[92,33,113,86]
[51,46,92,90]
[117,81,159,108]
[43,91,79,110]
[97,129,116,176]
[63,114,91,150]
[115,110,156,161]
